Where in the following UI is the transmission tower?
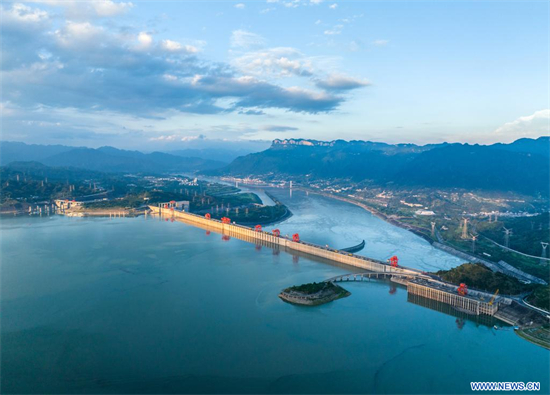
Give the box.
[431,221,436,237]
[541,242,549,259]
[471,234,478,254]
[461,218,469,239]
[503,227,512,248]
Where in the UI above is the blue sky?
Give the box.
[1,0,548,150]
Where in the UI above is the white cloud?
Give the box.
[54,21,105,48]
[310,0,323,4]
[230,29,266,49]
[92,0,133,17]
[234,3,245,9]
[28,0,133,18]
[493,110,550,140]
[2,3,49,23]
[283,0,300,8]
[231,47,314,78]
[372,39,389,46]
[137,31,153,48]
[161,39,199,53]
[149,134,178,141]
[329,3,338,9]
[162,40,183,52]
[181,134,205,142]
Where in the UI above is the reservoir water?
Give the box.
[1,190,548,394]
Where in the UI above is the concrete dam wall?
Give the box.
[150,206,420,276]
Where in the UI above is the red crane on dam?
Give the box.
[457,283,468,296]
[388,255,399,267]
[292,233,300,242]
[205,213,211,219]
[255,225,262,232]
[221,217,231,224]
[272,229,281,237]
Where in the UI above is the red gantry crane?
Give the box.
[292,233,300,242]
[388,255,399,267]
[272,229,281,237]
[221,217,231,224]
[255,225,262,232]
[205,213,211,219]
[457,283,468,296]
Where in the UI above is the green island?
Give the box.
[279,281,351,306]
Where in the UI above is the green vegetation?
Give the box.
[516,326,550,350]
[435,263,550,311]
[439,218,550,283]
[191,192,261,212]
[285,281,340,295]
[527,286,550,311]
[477,213,550,257]
[203,184,240,196]
[280,281,351,306]
[1,167,96,213]
[84,190,185,209]
[435,263,533,295]
[208,202,289,225]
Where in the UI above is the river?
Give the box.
[1,190,548,394]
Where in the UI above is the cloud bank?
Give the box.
[1,4,368,118]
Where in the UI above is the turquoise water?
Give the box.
[1,191,548,394]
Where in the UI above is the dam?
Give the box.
[150,205,506,317]
[150,205,419,276]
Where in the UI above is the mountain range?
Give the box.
[2,138,548,195]
[0,142,225,173]
[206,137,550,195]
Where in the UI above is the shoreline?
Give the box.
[296,187,437,243]
[297,187,548,286]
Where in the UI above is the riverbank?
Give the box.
[61,207,146,217]
[299,187,547,286]
[279,282,351,306]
